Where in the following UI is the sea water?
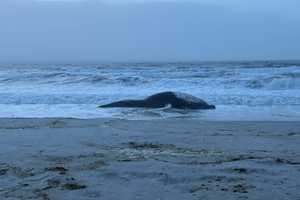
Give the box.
[0,61,300,120]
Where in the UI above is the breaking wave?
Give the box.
[0,61,300,107]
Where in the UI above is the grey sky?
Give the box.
[0,0,299,63]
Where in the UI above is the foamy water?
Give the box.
[1,61,300,120]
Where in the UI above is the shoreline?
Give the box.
[1,118,300,199]
[1,104,300,121]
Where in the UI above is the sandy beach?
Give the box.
[1,0,300,199]
[0,118,299,200]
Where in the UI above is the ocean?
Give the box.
[1,61,300,120]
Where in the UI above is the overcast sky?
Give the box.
[0,0,299,63]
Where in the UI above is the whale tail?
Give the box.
[99,101,127,108]
[98,103,115,108]
[99,100,144,108]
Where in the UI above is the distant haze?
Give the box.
[0,0,299,63]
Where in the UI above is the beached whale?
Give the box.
[99,91,216,110]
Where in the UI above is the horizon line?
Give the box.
[0,59,300,66]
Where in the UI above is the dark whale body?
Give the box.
[99,92,216,110]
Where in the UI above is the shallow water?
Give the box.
[0,61,300,120]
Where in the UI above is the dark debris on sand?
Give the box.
[45,166,69,175]
[62,183,87,190]
[128,141,175,150]
[0,168,9,176]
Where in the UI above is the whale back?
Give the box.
[144,92,177,108]
[173,92,207,104]
[145,91,213,109]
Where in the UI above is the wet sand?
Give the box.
[0,118,300,200]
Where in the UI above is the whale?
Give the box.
[99,91,216,110]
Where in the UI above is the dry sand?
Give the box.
[0,118,300,200]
